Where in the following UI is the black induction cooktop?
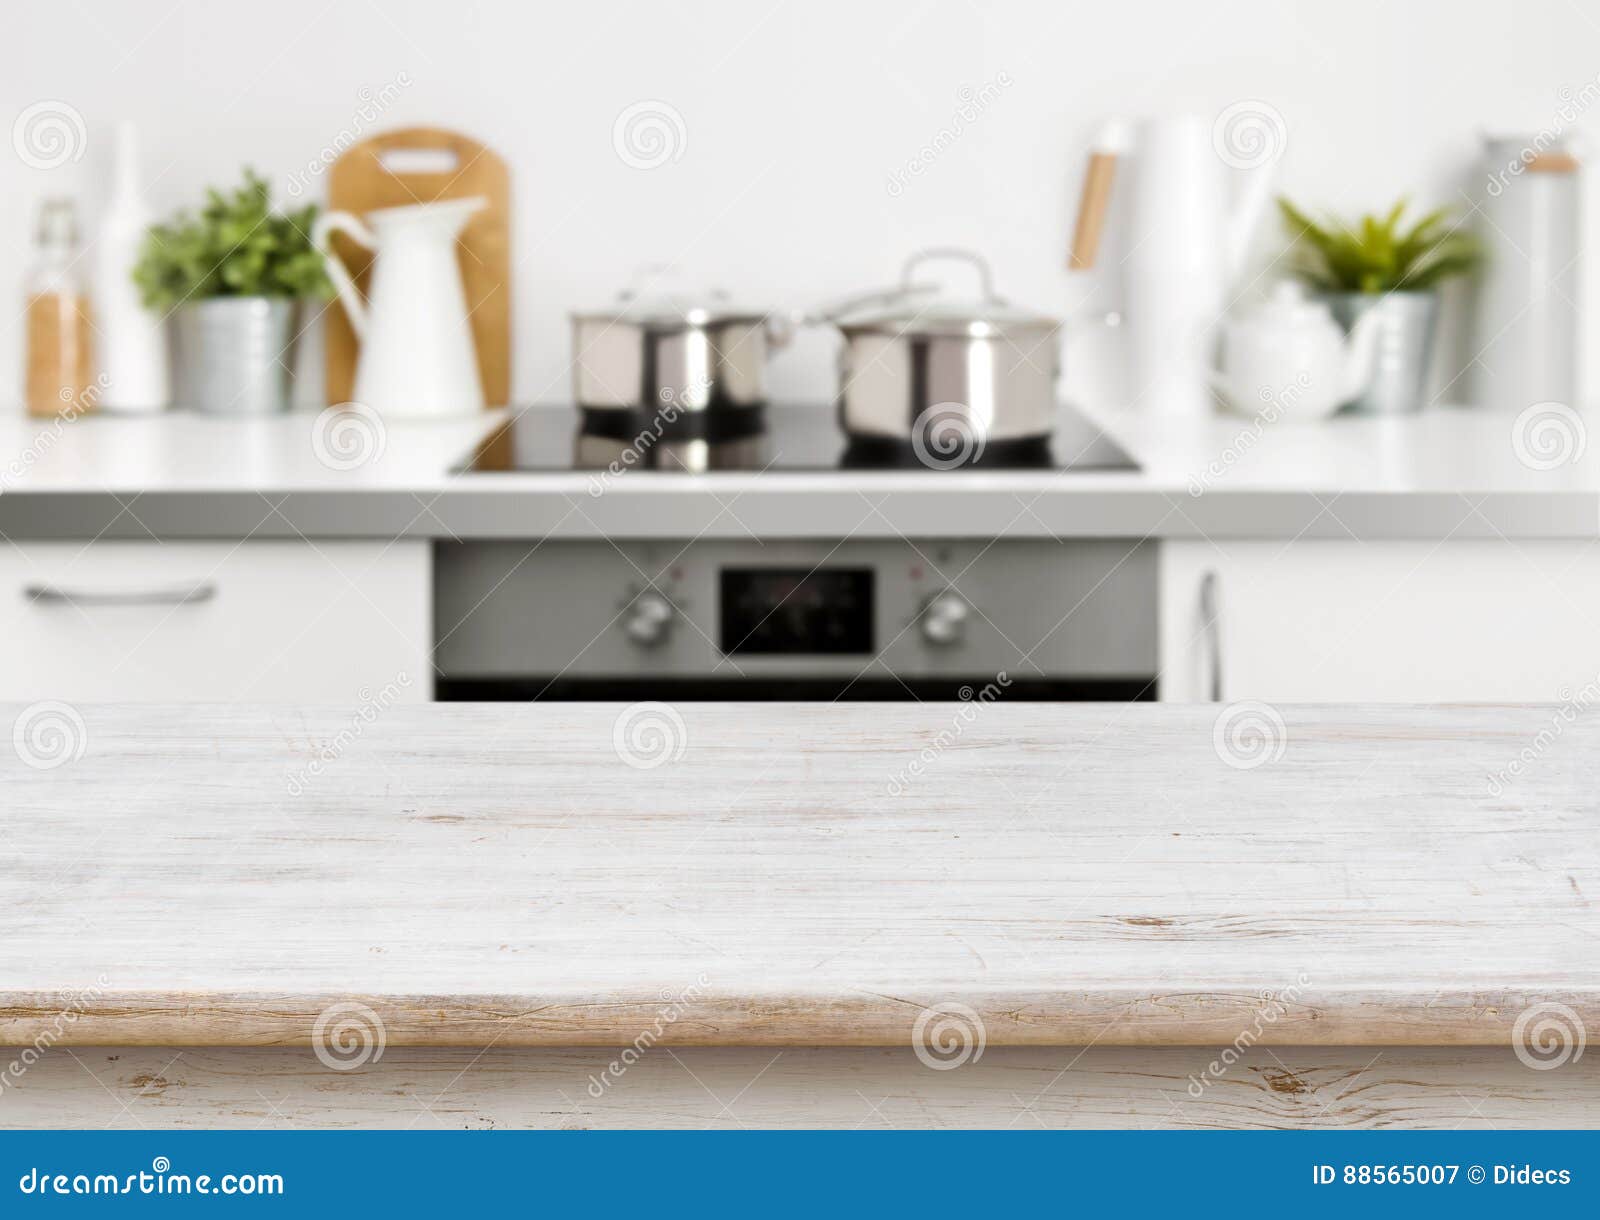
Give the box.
[459,403,1139,475]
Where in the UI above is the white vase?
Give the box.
[93,121,170,414]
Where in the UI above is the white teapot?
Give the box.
[1212,282,1380,421]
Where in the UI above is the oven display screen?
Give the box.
[720,568,874,655]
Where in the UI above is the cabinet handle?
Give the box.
[1198,570,1222,703]
[24,582,217,607]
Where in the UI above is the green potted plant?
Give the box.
[134,170,332,414]
[1277,198,1479,413]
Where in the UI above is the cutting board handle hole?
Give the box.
[378,147,460,175]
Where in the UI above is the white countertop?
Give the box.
[0,400,1593,540]
[4,702,1595,1048]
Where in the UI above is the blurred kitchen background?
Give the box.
[5,0,1598,410]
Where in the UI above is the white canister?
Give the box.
[1471,133,1580,409]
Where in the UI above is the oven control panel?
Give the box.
[436,539,1157,686]
[720,568,875,655]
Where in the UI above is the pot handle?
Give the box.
[803,281,938,326]
[313,210,377,340]
[901,247,1000,301]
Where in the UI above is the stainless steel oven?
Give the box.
[434,538,1157,701]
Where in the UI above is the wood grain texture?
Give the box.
[0,1047,1593,1130]
[2,703,1596,1048]
[324,127,511,406]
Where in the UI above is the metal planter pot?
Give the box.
[173,297,294,415]
[1324,291,1439,415]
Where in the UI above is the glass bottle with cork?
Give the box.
[25,198,95,418]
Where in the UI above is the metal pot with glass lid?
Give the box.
[823,249,1062,465]
[571,270,792,438]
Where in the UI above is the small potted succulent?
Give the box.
[134,170,332,414]
[1277,198,1479,413]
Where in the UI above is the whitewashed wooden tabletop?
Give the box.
[2,701,1595,1047]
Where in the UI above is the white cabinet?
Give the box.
[0,541,431,703]
[1160,540,1600,702]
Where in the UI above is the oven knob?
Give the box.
[624,591,675,647]
[920,591,970,646]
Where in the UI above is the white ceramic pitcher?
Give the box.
[314,197,486,418]
[1070,115,1278,415]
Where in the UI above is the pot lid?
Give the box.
[573,267,772,327]
[828,248,1059,337]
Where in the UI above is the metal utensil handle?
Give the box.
[1198,570,1222,702]
[25,582,217,607]
[900,247,999,302]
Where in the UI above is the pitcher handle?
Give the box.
[312,210,377,340]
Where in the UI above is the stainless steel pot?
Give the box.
[824,249,1061,456]
[572,277,791,415]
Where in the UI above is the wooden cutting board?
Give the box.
[324,127,510,407]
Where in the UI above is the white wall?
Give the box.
[5,0,1596,409]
